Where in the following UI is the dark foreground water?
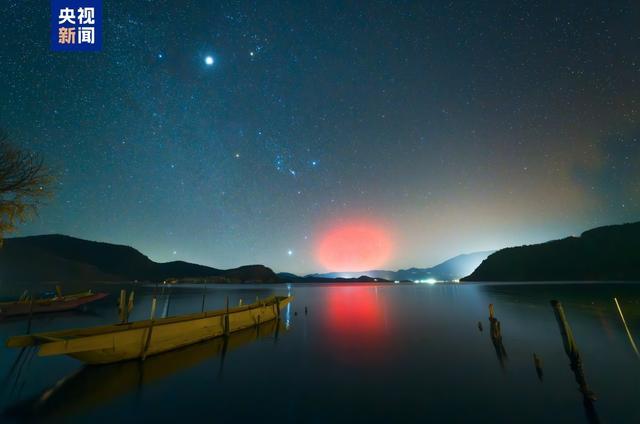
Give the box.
[1,282,640,423]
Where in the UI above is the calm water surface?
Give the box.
[1,282,640,423]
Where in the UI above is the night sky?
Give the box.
[1,1,639,274]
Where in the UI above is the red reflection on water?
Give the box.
[323,286,389,363]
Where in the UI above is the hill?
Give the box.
[309,250,494,282]
[277,273,393,283]
[0,235,279,284]
[461,222,640,282]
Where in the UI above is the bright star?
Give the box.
[287,250,293,256]
[204,56,214,66]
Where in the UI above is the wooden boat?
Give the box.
[6,295,292,364]
[0,290,108,319]
[4,319,285,421]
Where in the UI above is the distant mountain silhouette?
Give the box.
[276,273,392,283]
[462,222,640,282]
[308,251,494,282]
[0,235,279,284]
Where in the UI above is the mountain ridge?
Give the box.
[308,250,494,282]
[461,221,640,282]
[0,234,279,284]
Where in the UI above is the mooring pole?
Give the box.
[533,353,544,381]
[162,288,170,318]
[201,282,207,313]
[550,300,596,402]
[224,296,230,336]
[141,296,158,361]
[488,304,508,369]
[118,289,127,323]
[614,297,640,358]
[26,297,34,335]
[127,290,135,321]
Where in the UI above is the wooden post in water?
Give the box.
[533,353,543,381]
[118,289,127,323]
[201,282,207,313]
[127,291,135,320]
[614,297,640,358]
[162,289,170,318]
[26,297,34,335]
[550,300,596,402]
[274,316,281,344]
[551,300,580,358]
[217,331,229,380]
[488,304,507,368]
[148,297,158,319]
[224,296,230,336]
[141,296,158,361]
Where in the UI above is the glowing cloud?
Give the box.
[315,219,394,271]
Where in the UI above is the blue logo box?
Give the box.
[51,0,102,52]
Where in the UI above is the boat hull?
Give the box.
[26,296,291,364]
[4,319,285,422]
[0,292,108,318]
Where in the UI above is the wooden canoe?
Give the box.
[0,291,108,318]
[4,319,285,421]
[5,295,292,364]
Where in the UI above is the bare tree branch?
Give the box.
[0,130,55,245]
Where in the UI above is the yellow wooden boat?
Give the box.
[4,319,285,421]
[5,295,292,364]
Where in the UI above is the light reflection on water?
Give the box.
[1,282,639,423]
[323,286,389,363]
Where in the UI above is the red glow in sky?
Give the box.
[315,220,394,271]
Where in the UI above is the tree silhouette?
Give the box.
[0,131,53,245]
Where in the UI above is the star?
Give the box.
[287,250,293,256]
[204,56,214,66]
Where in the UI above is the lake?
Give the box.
[1,282,640,423]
